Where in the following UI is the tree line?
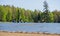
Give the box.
[0,1,60,23]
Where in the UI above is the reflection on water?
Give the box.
[0,22,60,34]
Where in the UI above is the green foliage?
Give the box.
[49,12,54,22]
[53,10,60,23]
[0,4,60,23]
[0,5,7,22]
[6,6,12,22]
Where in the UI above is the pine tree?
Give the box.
[42,1,50,22]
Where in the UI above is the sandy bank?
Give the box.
[0,31,60,36]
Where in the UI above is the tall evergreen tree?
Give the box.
[42,1,50,22]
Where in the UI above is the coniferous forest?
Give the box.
[0,1,60,23]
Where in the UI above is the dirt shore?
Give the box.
[0,31,60,36]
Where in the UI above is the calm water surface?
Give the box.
[0,22,60,34]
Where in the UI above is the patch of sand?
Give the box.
[0,31,60,36]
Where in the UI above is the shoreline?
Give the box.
[0,31,60,36]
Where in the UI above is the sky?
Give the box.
[0,0,60,11]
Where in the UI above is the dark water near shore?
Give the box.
[0,22,60,34]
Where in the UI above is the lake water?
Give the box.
[0,22,60,34]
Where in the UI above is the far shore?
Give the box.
[0,31,60,36]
